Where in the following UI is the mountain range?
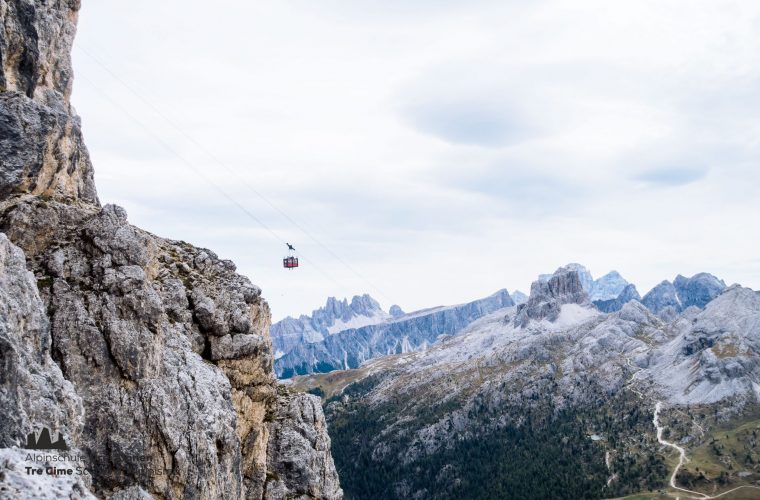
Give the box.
[272,294,394,358]
[292,265,760,499]
[274,290,515,378]
[273,264,730,379]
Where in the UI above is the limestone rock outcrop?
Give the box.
[514,265,590,326]
[0,1,341,498]
[265,389,342,499]
[271,294,390,357]
[0,232,83,454]
[0,0,98,204]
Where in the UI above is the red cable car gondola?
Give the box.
[283,243,299,269]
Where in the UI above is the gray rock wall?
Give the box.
[0,1,341,498]
[265,389,342,499]
[0,0,98,204]
[514,266,589,327]
[0,232,83,451]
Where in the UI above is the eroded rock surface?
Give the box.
[0,1,341,498]
[0,0,97,204]
[514,265,589,326]
[0,232,83,451]
[265,389,342,500]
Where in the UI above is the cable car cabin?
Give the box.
[283,256,299,269]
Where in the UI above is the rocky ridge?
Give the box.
[271,294,390,357]
[642,273,727,316]
[0,1,340,498]
[593,283,642,313]
[276,265,729,379]
[275,289,515,378]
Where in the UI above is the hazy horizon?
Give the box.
[71,0,760,320]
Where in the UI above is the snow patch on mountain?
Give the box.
[271,294,390,355]
[592,271,630,301]
[552,303,601,328]
[327,309,391,334]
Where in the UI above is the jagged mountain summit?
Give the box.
[593,283,641,313]
[275,289,515,378]
[642,272,727,316]
[295,267,760,499]
[514,264,591,327]
[0,2,341,498]
[271,294,391,358]
[389,304,406,317]
[539,263,630,301]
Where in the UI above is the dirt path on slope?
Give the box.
[621,357,760,499]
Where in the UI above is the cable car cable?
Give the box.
[74,45,393,305]
[76,74,347,293]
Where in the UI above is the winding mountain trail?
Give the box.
[653,402,702,497]
[652,402,760,500]
[623,355,644,399]
[622,357,760,499]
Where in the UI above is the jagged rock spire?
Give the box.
[514,265,590,327]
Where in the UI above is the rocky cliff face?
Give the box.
[514,266,589,326]
[641,280,681,315]
[673,272,726,309]
[0,0,98,204]
[275,289,515,378]
[0,1,340,498]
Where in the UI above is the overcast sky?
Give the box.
[71,0,760,320]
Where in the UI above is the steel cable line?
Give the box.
[75,45,394,305]
[76,73,348,293]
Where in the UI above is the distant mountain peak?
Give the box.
[389,305,405,318]
[593,283,641,313]
[642,272,726,315]
[511,290,528,305]
[271,293,390,358]
[275,290,516,378]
